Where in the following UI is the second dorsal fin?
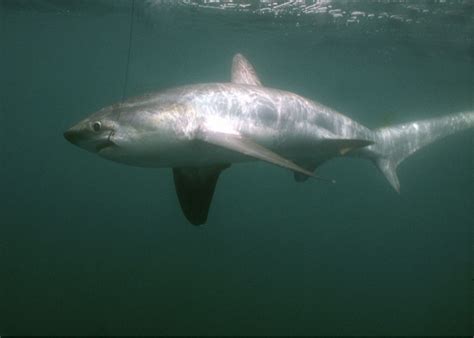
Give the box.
[231,53,262,86]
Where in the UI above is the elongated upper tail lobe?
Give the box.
[364,111,474,192]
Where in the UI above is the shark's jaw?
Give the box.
[95,138,115,152]
[95,131,116,152]
[63,128,116,154]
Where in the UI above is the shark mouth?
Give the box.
[96,140,115,152]
[96,131,116,152]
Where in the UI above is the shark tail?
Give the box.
[368,111,474,192]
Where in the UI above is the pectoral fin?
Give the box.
[199,130,334,182]
[173,164,230,226]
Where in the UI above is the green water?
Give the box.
[1,0,473,335]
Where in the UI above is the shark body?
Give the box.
[64,54,474,225]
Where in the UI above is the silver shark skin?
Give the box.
[66,84,370,165]
[64,54,474,225]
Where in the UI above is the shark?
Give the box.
[64,54,474,225]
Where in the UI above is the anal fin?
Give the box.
[292,139,374,182]
[320,138,374,155]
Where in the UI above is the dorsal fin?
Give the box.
[231,53,262,86]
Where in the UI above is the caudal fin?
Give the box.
[368,111,474,192]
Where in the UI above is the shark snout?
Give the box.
[64,123,117,154]
[63,128,82,145]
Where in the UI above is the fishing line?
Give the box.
[121,0,136,104]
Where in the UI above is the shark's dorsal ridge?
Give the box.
[231,53,262,86]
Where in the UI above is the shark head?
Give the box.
[64,105,120,155]
[64,92,196,167]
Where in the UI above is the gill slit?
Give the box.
[108,130,115,144]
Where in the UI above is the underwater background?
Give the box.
[1,0,472,335]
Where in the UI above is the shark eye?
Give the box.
[92,121,102,132]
